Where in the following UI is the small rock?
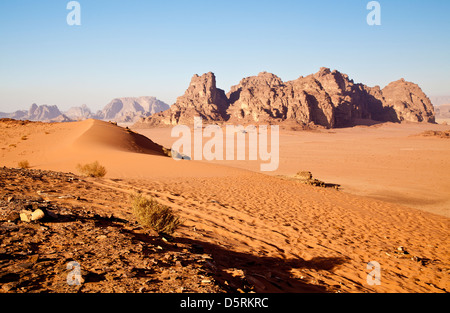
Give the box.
[397,246,409,254]
[96,235,107,241]
[31,209,45,221]
[7,196,14,203]
[20,210,33,222]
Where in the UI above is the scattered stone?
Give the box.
[0,167,227,293]
[20,210,33,222]
[31,209,45,221]
[397,246,409,254]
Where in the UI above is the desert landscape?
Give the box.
[0,78,449,293]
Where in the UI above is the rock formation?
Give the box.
[65,104,93,121]
[137,68,435,128]
[0,96,169,123]
[137,72,229,126]
[382,79,435,123]
[96,96,169,123]
[0,104,69,122]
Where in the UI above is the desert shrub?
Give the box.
[131,193,182,235]
[76,161,107,178]
[18,160,30,169]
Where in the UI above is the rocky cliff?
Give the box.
[137,72,229,126]
[137,68,435,128]
[382,79,435,123]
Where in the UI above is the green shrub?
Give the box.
[131,193,182,235]
[76,161,107,178]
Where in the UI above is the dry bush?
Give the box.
[131,193,182,235]
[18,160,30,169]
[76,161,107,178]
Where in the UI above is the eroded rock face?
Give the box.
[135,69,435,128]
[140,72,229,126]
[382,79,435,123]
[226,68,435,127]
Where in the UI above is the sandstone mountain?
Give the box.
[136,68,435,128]
[0,104,70,122]
[95,96,170,123]
[137,72,229,126]
[64,104,94,121]
[0,97,170,123]
[382,79,435,123]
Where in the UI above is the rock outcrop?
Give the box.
[137,72,229,126]
[226,68,435,127]
[136,68,435,128]
[382,79,435,123]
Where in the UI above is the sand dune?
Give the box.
[0,119,245,178]
[0,119,449,293]
[72,119,166,155]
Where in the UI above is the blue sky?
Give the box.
[0,0,449,112]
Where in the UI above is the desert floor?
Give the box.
[136,122,450,217]
[0,119,449,293]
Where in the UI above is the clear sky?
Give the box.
[0,0,449,112]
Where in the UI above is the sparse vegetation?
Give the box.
[131,193,182,235]
[76,161,107,178]
[18,160,30,169]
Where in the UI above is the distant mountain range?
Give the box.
[0,96,170,123]
[429,96,450,107]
